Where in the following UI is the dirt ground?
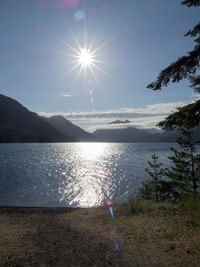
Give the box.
[0,205,199,266]
[0,207,139,267]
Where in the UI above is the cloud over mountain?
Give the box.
[39,101,187,132]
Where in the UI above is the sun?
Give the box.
[78,48,93,67]
[57,28,110,83]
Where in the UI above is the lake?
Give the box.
[0,143,177,207]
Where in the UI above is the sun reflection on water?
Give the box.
[78,142,107,160]
[59,143,110,207]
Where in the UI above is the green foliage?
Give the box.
[189,75,200,92]
[143,0,200,204]
[155,99,200,201]
[122,197,179,216]
[181,0,200,7]
[146,46,200,92]
[139,154,166,202]
[157,99,200,130]
[185,22,200,38]
[139,126,200,203]
[177,194,200,215]
[165,127,200,200]
[147,1,200,93]
[125,198,152,215]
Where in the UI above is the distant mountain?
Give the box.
[42,115,96,142]
[93,127,178,142]
[107,120,131,125]
[146,128,164,134]
[1,93,198,143]
[0,94,75,143]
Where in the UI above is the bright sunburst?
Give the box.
[58,28,110,84]
[78,48,93,67]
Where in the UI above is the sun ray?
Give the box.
[90,62,111,77]
[69,27,82,51]
[69,62,81,73]
[88,65,102,89]
[87,29,98,53]
[92,58,110,65]
[57,23,111,96]
[90,39,112,56]
[57,35,80,56]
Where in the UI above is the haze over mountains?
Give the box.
[93,128,177,143]
[0,93,181,143]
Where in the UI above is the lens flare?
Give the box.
[107,201,112,206]
[107,201,119,251]
[74,10,85,20]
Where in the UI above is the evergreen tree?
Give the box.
[147,0,200,93]
[165,127,200,200]
[157,100,200,130]
[139,154,165,202]
[147,0,200,123]
[145,0,200,200]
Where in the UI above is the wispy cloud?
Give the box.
[39,100,188,132]
[61,94,73,97]
[85,115,171,132]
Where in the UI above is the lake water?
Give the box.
[0,143,177,207]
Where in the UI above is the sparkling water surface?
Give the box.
[0,143,177,207]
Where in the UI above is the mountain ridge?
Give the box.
[1,93,195,143]
[42,115,97,142]
[93,127,178,143]
[0,94,74,142]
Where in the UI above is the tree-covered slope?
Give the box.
[43,115,96,142]
[0,94,74,142]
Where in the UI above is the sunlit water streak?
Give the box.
[0,143,177,207]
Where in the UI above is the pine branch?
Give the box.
[185,22,200,38]
[189,74,200,92]
[181,0,200,7]
[147,46,200,91]
[157,100,200,130]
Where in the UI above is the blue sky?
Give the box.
[0,0,199,132]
